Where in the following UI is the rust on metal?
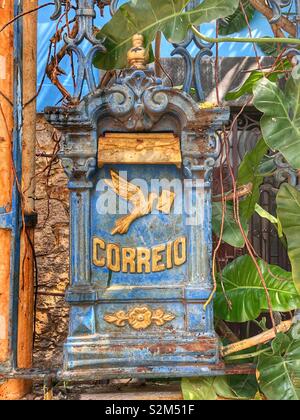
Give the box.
[98,133,182,168]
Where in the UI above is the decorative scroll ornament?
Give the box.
[64,0,105,46]
[110,0,120,16]
[171,0,214,101]
[61,156,97,183]
[51,0,65,20]
[108,69,168,130]
[104,307,176,330]
[49,0,107,102]
[267,0,292,23]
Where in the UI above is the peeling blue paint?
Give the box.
[45,68,229,378]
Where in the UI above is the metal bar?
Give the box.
[296,0,300,37]
[0,210,13,230]
[0,364,256,383]
[0,211,37,230]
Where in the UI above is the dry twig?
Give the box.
[221,319,294,357]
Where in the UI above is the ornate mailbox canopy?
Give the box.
[45,61,229,379]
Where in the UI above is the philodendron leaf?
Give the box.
[212,201,248,248]
[258,38,286,57]
[257,333,300,400]
[225,60,291,101]
[94,0,239,70]
[237,138,268,221]
[225,70,266,101]
[228,375,258,400]
[277,183,300,294]
[219,0,255,36]
[181,377,238,400]
[214,255,300,322]
[253,77,300,170]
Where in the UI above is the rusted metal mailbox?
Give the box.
[45,68,229,378]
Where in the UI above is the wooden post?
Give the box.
[0,0,37,400]
[0,0,14,379]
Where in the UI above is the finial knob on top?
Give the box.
[127,33,149,70]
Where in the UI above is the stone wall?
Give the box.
[33,114,69,367]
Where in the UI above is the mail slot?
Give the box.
[45,68,229,378]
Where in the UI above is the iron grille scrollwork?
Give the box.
[267,0,293,23]
[49,0,111,102]
[171,0,214,101]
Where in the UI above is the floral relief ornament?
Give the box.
[104,306,176,330]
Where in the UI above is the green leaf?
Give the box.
[94,0,240,70]
[257,156,277,177]
[257,333,300,400]
[255,204,283,238]
[219,0,255,36]
[225,60,291,101]
[214,255,300,322]
[255,204,284,238]
[212,201,248,248]
[181,377,238,400]
[258,38,286,57]
[237,138,268,220]
[225,70,266,101]
[277,184,300,294]
[253,77,300,170]
[228,375,258,400]
[255,203,278,225]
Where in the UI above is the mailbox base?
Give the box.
[63,335,220,378]
[60,363,224,381]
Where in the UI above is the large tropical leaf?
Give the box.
[253,77,300,170]
[277,183,300,294]
[257,333,300,400]
[237,138,268,220]
[219,0,255,36]
[226,71,267,101]
[94,0,239,70]
[212,201,248,248]
[228,375,258,400]
[225,61,291,101]
[214,255,300,322]
[258,37,287,57]
[181,377,238,400]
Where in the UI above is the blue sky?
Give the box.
[37,0,279,111]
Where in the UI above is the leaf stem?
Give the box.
[191,25,300,46]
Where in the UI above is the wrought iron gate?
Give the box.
[215,107,298,270]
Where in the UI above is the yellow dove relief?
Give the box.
[105,170,176,235]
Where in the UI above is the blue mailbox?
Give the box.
[45,67,229,379]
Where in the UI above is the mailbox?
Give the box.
[45,68,229,379]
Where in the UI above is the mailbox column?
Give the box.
[64,159,96,289]
[59,129,97,291]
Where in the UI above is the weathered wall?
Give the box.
[33,115,69,367]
